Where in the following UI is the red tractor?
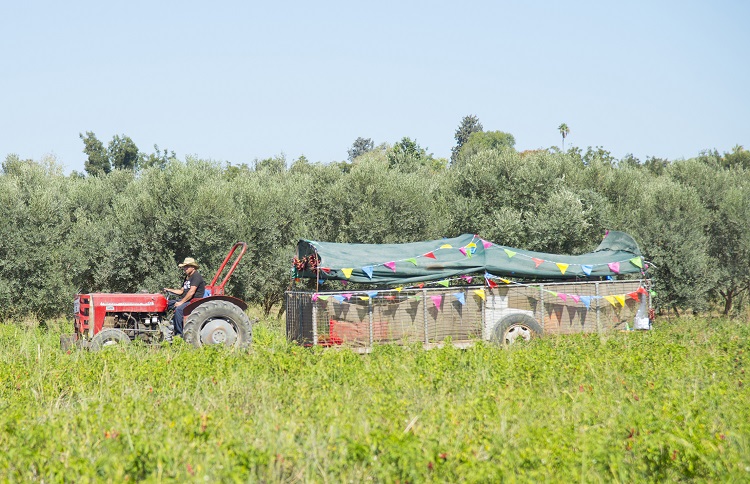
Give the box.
[62,242,254,351]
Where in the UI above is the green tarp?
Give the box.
[295,231,645,285]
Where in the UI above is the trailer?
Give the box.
[286,231,652,349]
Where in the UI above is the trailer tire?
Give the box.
[491,313,542,346]
[89,328,131,351]
[183,300,253,348]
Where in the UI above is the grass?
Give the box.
[1,317,749,482]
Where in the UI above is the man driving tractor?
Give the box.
[164,257,206,337]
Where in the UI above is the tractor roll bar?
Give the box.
[207,242,248,296]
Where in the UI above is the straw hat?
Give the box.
[178,257,199,268]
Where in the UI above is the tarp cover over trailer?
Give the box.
[294,231,645,285]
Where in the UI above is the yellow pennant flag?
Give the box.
[614,295,626,307]
[556,263,569,275]
[440,244,453,249]
[359,296,370,301]
[466,242,477,249]
[499,278,511,284]
[342,268,353,279]
[604,295,617,307]
[473,289,486,301]
[394,286,403,292]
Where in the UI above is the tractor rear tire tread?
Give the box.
[183,300,253,348]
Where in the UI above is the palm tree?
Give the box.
[558,123,570,151]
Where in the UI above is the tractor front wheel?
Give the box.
[183,300,253,348]
[89,328,131,351]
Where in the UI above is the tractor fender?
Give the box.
[184,295,248,317]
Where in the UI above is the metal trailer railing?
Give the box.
[286,279,649,349]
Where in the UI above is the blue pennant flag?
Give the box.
[453,293,466,305]
[580,296,591,309]
[362,266,374,279]
[333,295,345,303]
[366,290,379,298]
[581,265,593,276]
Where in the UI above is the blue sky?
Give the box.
[2,1,748,173]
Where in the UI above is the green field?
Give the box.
[1,318,748,482]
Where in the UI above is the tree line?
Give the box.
[2,118,749,321]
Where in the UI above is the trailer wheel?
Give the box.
[492,313,542,346]
[183,300,253,348]
[89,328,131,351]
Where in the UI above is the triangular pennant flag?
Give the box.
[488,279,498,288]
[504,249,516,258]
[628,291,640,301]
[318,279,325,284]
[499,278,511,284]
[318,295,329,301]
[459,247,468,256]
[366,291,379,298]
[440,244,453,249]
[581,265,593,276]
[408,295,422,301]
[637,287,648,295]
[384,295,396,300]
[466,242,477,249]
[473,289,485,301]
[532,257,544,268]
[608,262,620,274]
[453,293,466,305]
[320,267,331,274]
[580,296,591,309]
[460,275,473,283]
[342,293,353,300]
[431,295,443,310]
[556,263,569,275]
[417,283,425,289]
[604,295,617,307]
[557,293,568,302]
[649,290,657,297]
[311,293,319,302]
[406,258,418,266]
[438,280,450,287]
[384,261,396,272]
[571,294,580,303]
[362,266,374,279]
[394,287,403,292]
[424,252,436,259]
[359,296,370,301]
[342,268,353,279]
[333,295,345,303]
[482,239,492,249]
[614,295,626,306]
[549,291,558,297]
[630,257,643,269]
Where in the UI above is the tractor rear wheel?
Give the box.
[183,300,253,348]
[89,328,131,351]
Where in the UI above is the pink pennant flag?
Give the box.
[342,293,353,300]
[384,261,396,272]
[459,247,468,256]
[461,275,473,283]
[557,293,568,302]
[482,239,492,249]
[571,294,580,303]
[532,257,544,268]
[311,293,319,302]
[431,295,443,310]
[608,262,620,273]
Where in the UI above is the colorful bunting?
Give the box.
[394,287,403,292]
[499,278,511,284]
[504,249,516,258]
[637,287,648,295]
[467,242,477,249]
[556,263,569,275]
[461,275,473,283]
[362,266,374,279]
[628,291,640,301]
[473,289,486,301]
[320,267,331,274]
[557,293,568,302]
[608,262,620,274]
[459,247,468,256]
[580,296,591,309]
[406,258,418,265]
[359,296,370,301]
[581,265,593,276]
[366,291,379,298]
[342,293,353,300]
[418,283,425,289]
[482,239,492,249]
[630,257,643,269]
[342,268,353,279]
[333,295,345,303]
[424,252,436,259]
[437,280,450,287]
[431,295,443,310]
[604,295,617,307]
[614,295,625,306]
[571,294,581,303]
[532,257,544,268]
[440,244,453,249]
[453,293,466,305]
[311,293,319,302]
[487,279,498,288]
[318,295,330,301]
[384,261,396,272]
